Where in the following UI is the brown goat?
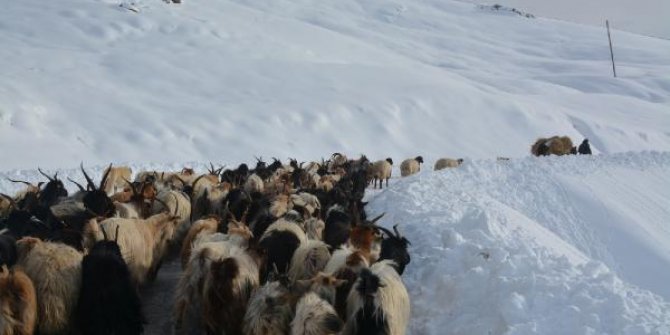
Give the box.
[0,266,37,335]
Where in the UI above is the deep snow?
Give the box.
[1,0,669,170]
[2,153,670,334]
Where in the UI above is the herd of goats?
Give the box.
[0,135,591,335]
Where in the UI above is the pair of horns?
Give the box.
[101,225,121,243]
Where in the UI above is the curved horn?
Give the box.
[7,178,34,187]
[80,162,96,191]
[172,174,186,186]
[191,174,207,190]
[152,197,169,214]
[67,177,86,192]
[37,167,55,182]
[99,163,113,190]
[171,193,179,217]
[370,213,385,224]
[122,178,138,197]
[114,225,120,243]
[373,224,394,238]
[208,162,216,175]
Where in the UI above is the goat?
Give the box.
[367,158,393,189]
[531,136,574,156]
[83,211,179,285]
[75,227,145,335]
[202,245,260,335]
[243,278,293,335]
[16,237,83,335]
[344,260,410,335]
[291,292,343,335]
[301,217,325,241]
[324,205,352,250]
[244,173,265,194]
[179,216,219,269]
[434,158,463,170]
[0,266,37,335]
[289,240,331,282]
[101,165,132,195]
[0,233,17,267]
[376,225,411,275]
[399,156,423,177]
[324,246,370,320]
[259,218,308,281]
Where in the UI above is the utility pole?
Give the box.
[606,20,617,78]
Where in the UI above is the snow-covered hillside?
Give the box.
[367,152,670,334]
[1,0,669,170]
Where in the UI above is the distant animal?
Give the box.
[367,158,393,189]
[400,156,423,177]
[531,136,574,156]
[578,139,592,155]
[434,158,463,170]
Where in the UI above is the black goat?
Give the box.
[76,226,145,335]
[0,234,17,267]
[376,225,411,275]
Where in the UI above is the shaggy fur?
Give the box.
[345,261,410,335]
[102,166,132,195]
[0,234,17,267]
[291,292,343,335]
[324,246,370,320]
[0,266,37,335]
[367,159,393,189]
[260,219,308,280]
[180,217,219,269]
[152,190,192,246]
[244,174,265,194]
[75,239,145,335]
[399,156,423,177]
[289,240,332,282]
[301,218,325,241]
[83,213,177,285]
[202,246,260,335]
[16,238,83,335]
[243,280,293,335]
[531,136,574,156]
[434,158,463,171]
[290,192,321,218]
[270,194,290,218]
[324,205,352,250]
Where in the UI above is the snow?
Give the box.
[1,0,669,170]
[2,0,670,333]
[367,152,670,334]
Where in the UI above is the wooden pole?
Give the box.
[606,20,617,78]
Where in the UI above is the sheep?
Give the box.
[434,157,464,170]
[344,260,410,335]
[0,233,17,267]
[578,138,592,155]
[16,237,83,335]
[244,173,265,194]
[399,156,423,177]
[202,245,260,335]
[367,158,393,189]
[101,165,132,195]
[0,266,37,335]
[75,228,145,335]
[376,224,411,275]
[288,240,331,282]
[531,136,574,156]
[259,218,308,280]
[83,211,179,285]
[291,292,343,335]
[243,279,293,335]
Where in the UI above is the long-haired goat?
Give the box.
[289,240,331,282]
[0,266,37,335]
[16,237,83,335]
[376,224,411,275]
[291,292,343,335]
[101,165,132,195]
[75,227,145,335]
[344,260,410,335]
[243,278,293,335]
[259,218,308,281]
